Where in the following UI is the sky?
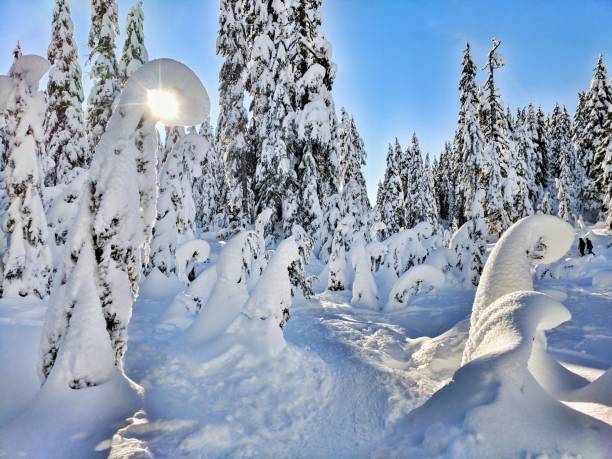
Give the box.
[1,0,612,201]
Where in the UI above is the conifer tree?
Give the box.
[217,0,252,230]
[338,108,370,231]
[44,0,88,186]
[2,55,52,298]
[292,0,340,217]
[604,141,612,229]
[379,142,405,235]
[433,143,452,222]
[455,43,487,225]
[481,38,511,235]
[466,189,487,286]
[149,135,203,276]
[86,0,120,152]
[585,55,612,208]
[119,1,148,84]
[194,123,227,233]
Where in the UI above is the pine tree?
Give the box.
[194,123,227,233]
[2,55,52,298]
[423,153,439,226]
[585,55,612,211]
[454,43,486,225]
[149,135,202,276]
[433,143,452,222]
[404,134,433,227]
[86,0,120,152]
[604,141,612,229]
[338,108,370,231]
[218,0,252,230]
[44,0,88,186]
[379,142,405,235]
[466,189,487,286]
[292,0,340,225]
[507,109,534,221]
[119,1,148,84]
[481,38,511,235]
[249,0,297,234]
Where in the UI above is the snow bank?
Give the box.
[463,215,574,364]
[350,235,379,310]
[386,264,445,310]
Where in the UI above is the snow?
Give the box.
[592,269,612,291]
[386,264,445,309]
[9,54,50,90]
[1,223,611,457]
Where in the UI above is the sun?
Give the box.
[147,89,179,121]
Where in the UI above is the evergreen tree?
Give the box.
[149,135,202,276]
[404,134,432,227]
[455,43,486,225]
[86,0,120,152]
[217,0,252,230]
[250,0,297,235]
[433,143,452,222]
[338,108,370,231]
[119,1,148,84]
[379,142,405,235]
[481,38,511,235]
[2,55,52,298]
[292,0,340,226]
[194,123,227,233]
[604,141,612,229]
[585,55,612,209]
[423,153,439,226]
[44,0,88,186]
[466,189,487,286]
[572,91,600,220]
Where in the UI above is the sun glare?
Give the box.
[147,89,179,120]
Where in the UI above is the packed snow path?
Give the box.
[112,285,474,458]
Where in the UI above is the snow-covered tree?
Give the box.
[585,55,612,202]
[43,0,88,186]
[119,1,148,84]
[466,189,487,286]
[217,0,252,230]
[86,0,120,152]
[292,0,340,205]
[604,141,612,229]
[327,217,354,291]
[149,134,206,276]
[194,122,227,233]
[39,58,210,387]
[338,108,370,230]
[249,0,297,234]
[454,43,486,225]
[481,38,512,235]
[2,55,52,299]
[351,234,379,310]
[404,134,435,227]
[378,142,405,235]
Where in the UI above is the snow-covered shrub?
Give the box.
[463,214,574,364]
[46,173,87,247]
[350,234,379,310]
[327,216,354,291]
[386,265,445,309]
[188,230,263,342]
[175,239,210,283]
[229,237,302,354]
[382,222,439,277]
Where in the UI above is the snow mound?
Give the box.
[384,291,612,458]
[464,215,574,364]
[386,264,445,310]
[119,58,210,126]
[592,270,612,291]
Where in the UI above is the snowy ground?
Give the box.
[0,236,611,458]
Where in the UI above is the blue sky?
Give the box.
[1,0,611,200]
